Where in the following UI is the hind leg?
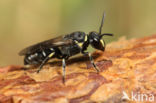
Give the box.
[37,52,55,73]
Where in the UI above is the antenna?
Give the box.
[99,12,105,35]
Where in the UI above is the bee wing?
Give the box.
[19,35,74,56]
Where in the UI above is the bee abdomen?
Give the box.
[24,48,55,65]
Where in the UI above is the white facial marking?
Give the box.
[100,39,105,47]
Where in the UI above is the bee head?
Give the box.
[88,12,113,51]
[89,32,113,51]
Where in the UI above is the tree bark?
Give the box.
[0,35,156,103]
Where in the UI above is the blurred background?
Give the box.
[0,0,156,66]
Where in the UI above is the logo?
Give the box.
[122,91,155,102]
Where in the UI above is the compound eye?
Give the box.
[93,37,99,42]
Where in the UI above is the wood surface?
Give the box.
[0,35,156,103]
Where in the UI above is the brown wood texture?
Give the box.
[0,35,156,103]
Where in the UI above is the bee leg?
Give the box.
[62,58,66,83]
[82,52,100,73]
[37,52,54,73]
[37,56,49,73]
[88,53,100,73]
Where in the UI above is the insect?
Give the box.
[19,13,113,83]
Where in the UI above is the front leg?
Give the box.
[74,40,100,73]
[81,51,100,73]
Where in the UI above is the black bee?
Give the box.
[19,13,113,83]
